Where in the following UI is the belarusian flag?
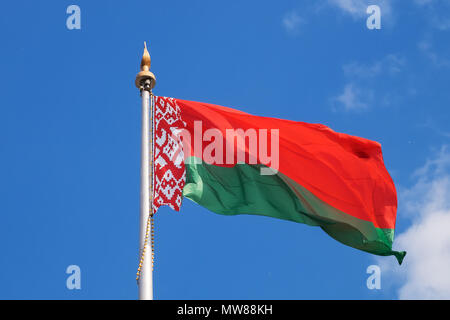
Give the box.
[152,96,406,264]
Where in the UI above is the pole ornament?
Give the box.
[135,42,156,91]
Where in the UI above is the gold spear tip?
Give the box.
[140,41,151,72]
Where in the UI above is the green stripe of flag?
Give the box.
[183,156,406,264]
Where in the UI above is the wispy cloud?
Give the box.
[414,0,434,7]
[378,146,450,299]
[332,54,406,112]
[332,83,372,111]
[413,0,450,30]
[328,0,369,18]
[418,39,450,67]
[343,54,405,78]
[328,0,392,19]
[418,118,450,139]
[282,11,305,35]
[434,18,450,31]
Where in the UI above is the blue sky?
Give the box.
[1,0,450,299]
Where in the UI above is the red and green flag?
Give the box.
[152,96,406,264]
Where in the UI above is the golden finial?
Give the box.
[135,42,156,90]
[141,42,151,71]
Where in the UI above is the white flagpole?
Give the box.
[135,42,156,300]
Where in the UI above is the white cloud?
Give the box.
[379,146,450,299]
[414,0,434,6]
[328,0,392,19]
[332,54,405,112]
[434,18,450,30]
[343,54,405,78]
[418,39,450,67]
[329,0,368,17]
[282,11,305,34]
[333,83,372,111]
[418,118,450,139]
[413,0,450,30]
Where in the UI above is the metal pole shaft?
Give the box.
[135,42,156,300]
[138,87,153,300]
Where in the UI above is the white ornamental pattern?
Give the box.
[152,96,186,213]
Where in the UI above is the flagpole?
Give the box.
[135,42,156,300]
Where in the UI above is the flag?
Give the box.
[151,96,406,264]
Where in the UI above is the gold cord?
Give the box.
[151,215,155,269]
[136,213,153,282]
